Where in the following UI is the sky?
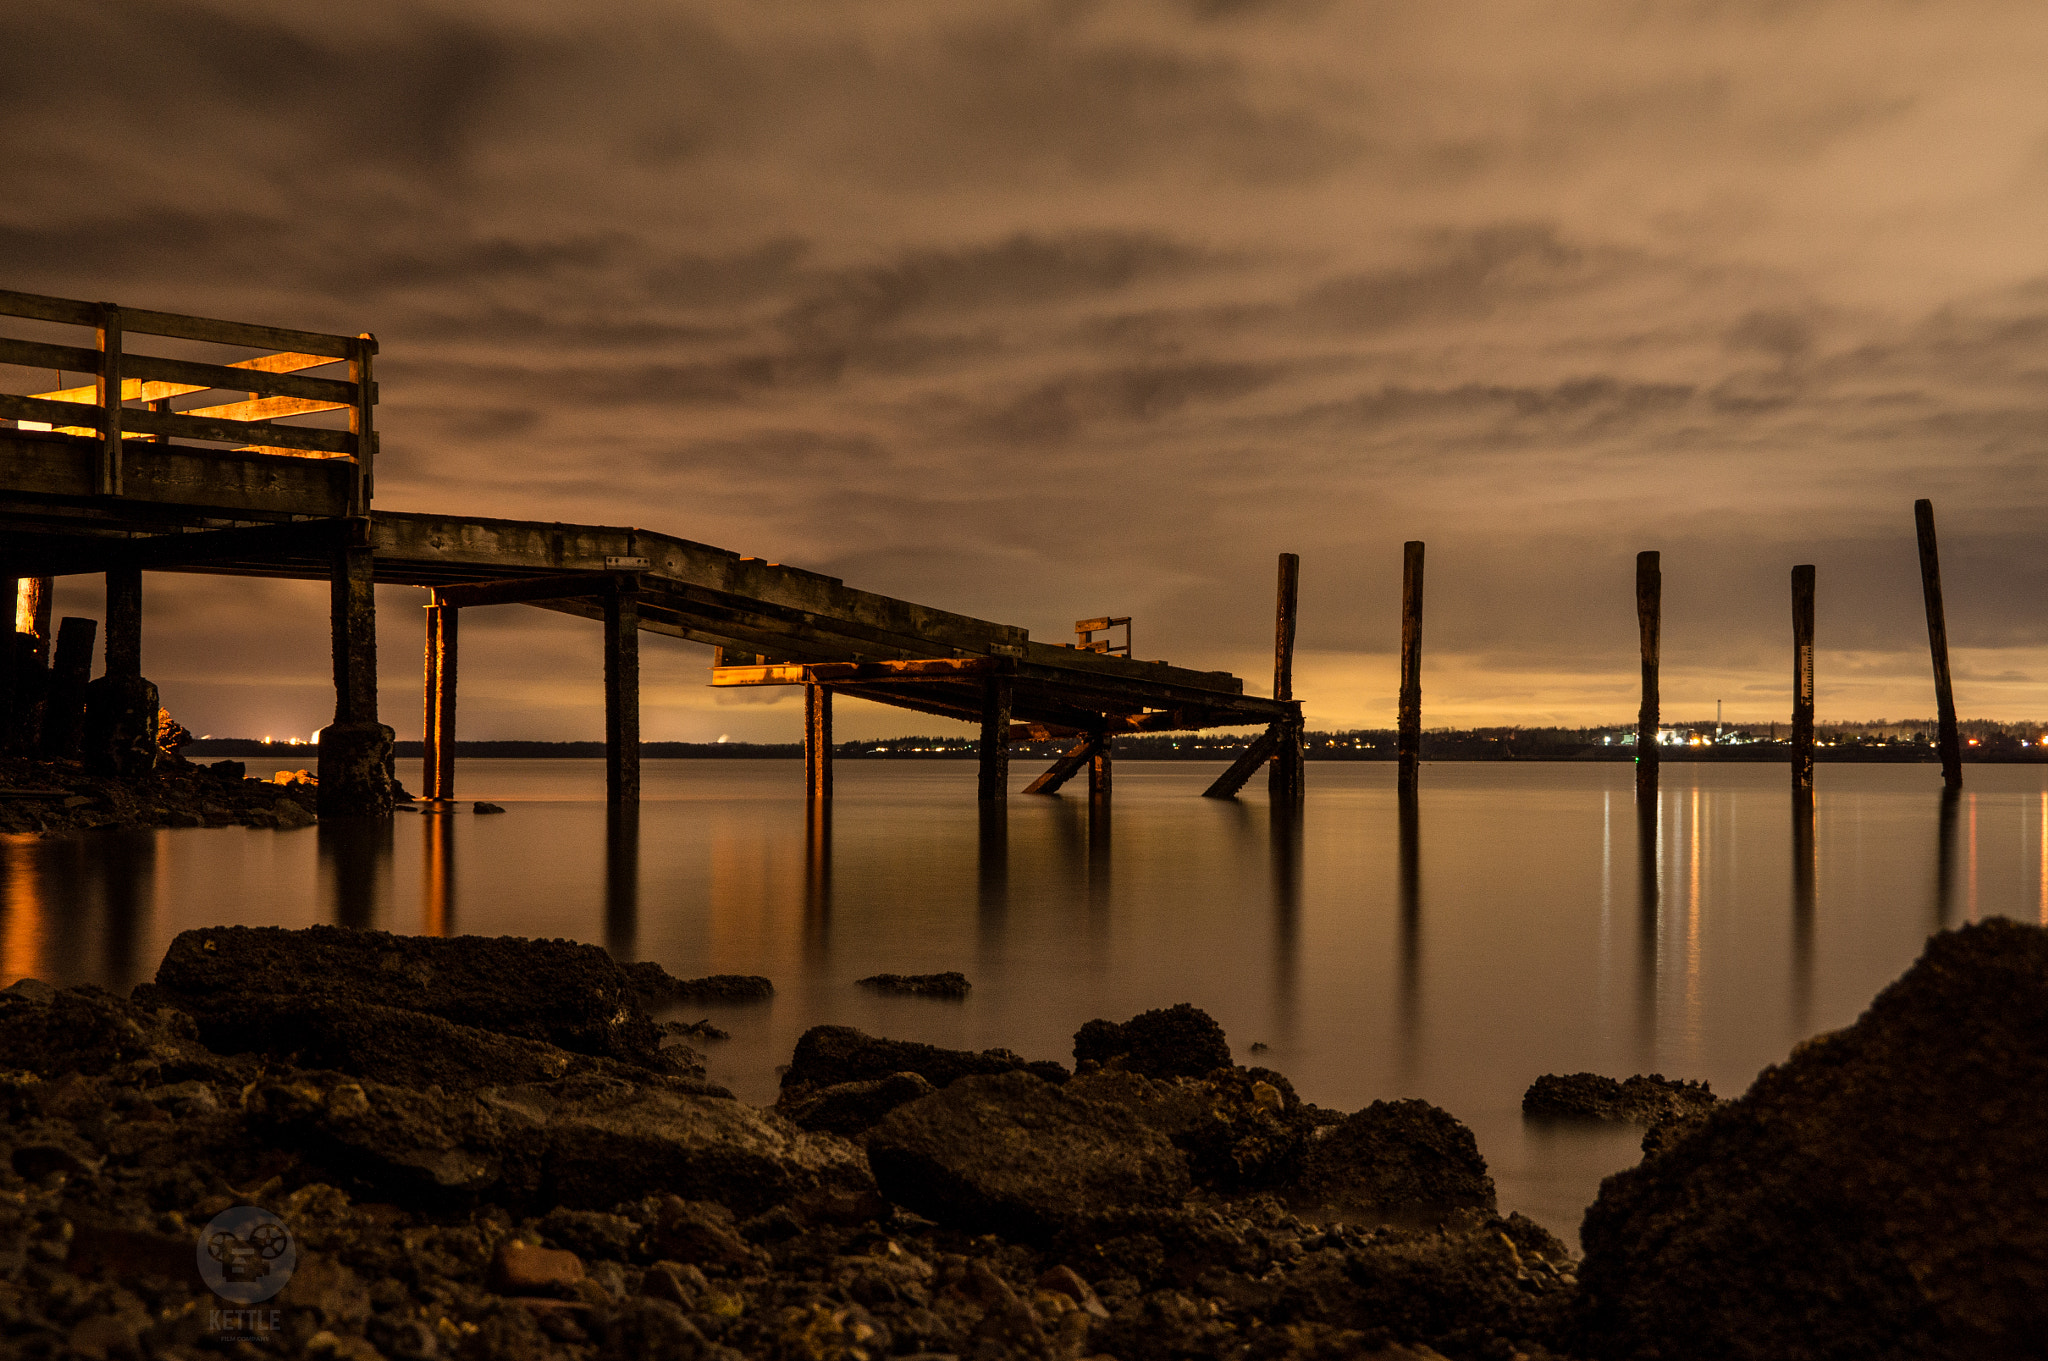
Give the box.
[6,0,2048,742]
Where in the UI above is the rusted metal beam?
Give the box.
[1202,725,1282,800]
[1024,736,1095,796]
[423,600,458,801]
[805,682,832,803]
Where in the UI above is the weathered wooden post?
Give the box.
[1088,725,1113,800]
[40,617,96,758]
[604,580,641,806]
[978,676,1012,802]
[1271,552,1305,805]
[422,596,458,801]
[1914,499,1963,790]
[103,567,141,679]
[1636,551,1661,796]
[1398,541,1424,798]
[606,805,638,959]
[15,577,52,664]
[82,564,159,775]
[317,519,395,816]
[805,681,833,802]
[1791,564,1816,798]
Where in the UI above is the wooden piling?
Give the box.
[104,566,141,679]
[978,676,1012,802]
[604,583,640,805]
[1914,499,1963,790]
[804,681,833,802]
[1636,551,1660,795]
[1088,727,1113,800]
[422,598,458,801]
[41,617,96,758]
[1398,541,1424,798]
[1270,552,1305,804]
[17,577,52,665]
[330,531,378,726]
[1025,736,1093,795]
[318,522,394,816]
[1791,564,1815,797]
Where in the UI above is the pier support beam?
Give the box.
[1791,564,1815,799]
[1914,499,1963,790]
[1270,552,1305,806]
[978,676,1011,802]
[1636,551,1661,797]
[1088,726,1113,800]
[805,681,833,803]
[41,617,96,759]
[317,520,395,817]
[422,598,458,802]
[605,582,641,805]
[83,567,158,776]
[1025,735,1093,795]
[1398,541,1425,799]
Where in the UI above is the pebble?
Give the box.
[489,1241,587,1296]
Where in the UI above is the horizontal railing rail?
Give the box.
[0,287,375,508]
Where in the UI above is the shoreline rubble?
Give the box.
[0,920,2040,1358]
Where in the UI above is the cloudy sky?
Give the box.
[7,0,2048,741]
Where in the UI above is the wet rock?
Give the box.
[174,997,700,1090]
[781,1024,1068,1096]
[249,1073,513,1203]
[666,1019,729,1042]
[621,963,774,1009]
[855,971,970,999]
[1577,918,2048,1361]
[866,1070,1191,1240]
[490,1241,586,1296]
[474,801,506,814]
[140,925,671,1070]
[1521,1071,1717,1124]
[1067,1067,1304,1190]
[1289,1099,1496,1224]
[544,1085,877,1219]
[776,1072,938,1137]
[639,1196,762,1272]
[1074,1002,1232,1079]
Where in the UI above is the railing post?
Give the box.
[349,333,377,516]
[95,304,123,496]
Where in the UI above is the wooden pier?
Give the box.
[0,289,1298,813]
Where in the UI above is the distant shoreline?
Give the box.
[182,737,2048,765]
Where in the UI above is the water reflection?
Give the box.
[1935,787,1960,929]
[422,813,456,938]
[1791,791,1816,1033]
[319,820,392,930]
[804,802,831,957]
[1397,791,1421,1079]
[96,832,153,985]
[1635,786,1659,1069]
[1087,793,1111,909]
[0,831,156,989]
[606,805,638,959]
[977,803,1007,967]
[1270,802,1301,1041]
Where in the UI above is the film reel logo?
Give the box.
[196,1207,297,1303]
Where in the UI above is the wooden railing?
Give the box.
[0,288,374,512]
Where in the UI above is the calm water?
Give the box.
[4,758,2039,1245]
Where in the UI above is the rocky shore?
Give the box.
[0,755,321,836]
[2,919,2045,1359]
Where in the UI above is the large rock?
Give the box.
[1073,1003,1232,1078]
[777,1072,938,1137]
[780,1024,1068,1095]
[139,925,672,1071]
[865,1070,1191,1239]
[1577,919,2048,1360]
[621,963,773,1009]
[1289,1099,1496,1224]
[1065,1067,1303,1190]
